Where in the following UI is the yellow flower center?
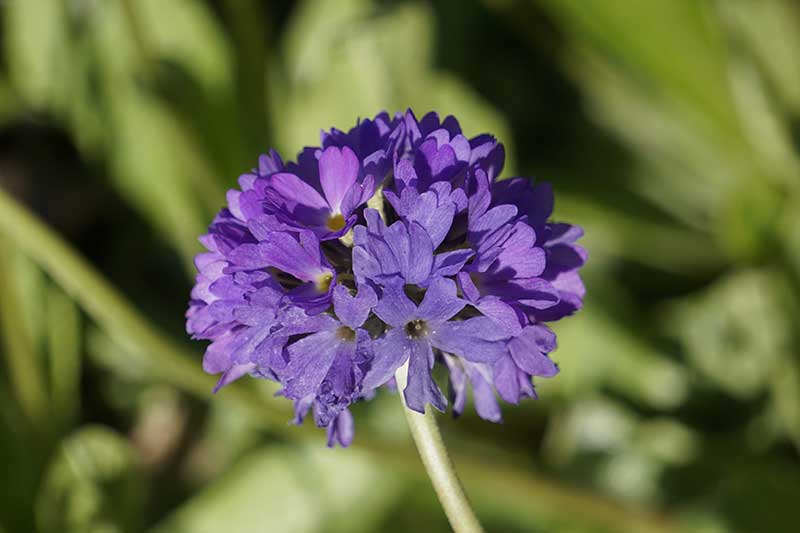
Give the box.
[336,326,356,342]
[315,272,333,293]
[326,213,346,231]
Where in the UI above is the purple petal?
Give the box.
[381,221,434,285]
[457,272,480,302]
[340,174,375,216]
[326,409,355,448]
[431,318,508,363]
[545,223,583,246]
[212,362,257,393]
[283,331,339,399]
[403,340,447,413]
[512,278,561,310]
[333,284,377,329]
[491,224,546,278]
[444,355,467,416]
[469,204,517,242]
[269,172,329,211]
[373,283,416,327]
[394,158,418,189]
[474,297,523,336]
[469,364,502,422]
[405,190,456,248]
[433,249,474,278]
[493,355,521,404]
[508,325,559,377]
[416,277,465,322]
[319,146,359,213]
[363,329,411,389]
[258,149,284,176]
[256,231,331,283]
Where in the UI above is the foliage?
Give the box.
[1,0,798,531]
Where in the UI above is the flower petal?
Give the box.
[283,330,339,399]
[417,277,465,322]
[333,284,377,329]
[363,329,411,390]
[508,325,559,377]
[431,318,507,363]
[373,282,416,327]
[269,172,329,212]
[319,146,359,213]
[403,340,447,413]
[326,409,355,448]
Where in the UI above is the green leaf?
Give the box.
[149,444,403,533]
[274,1,513,170]
[719,0,800,114]
[0,187,290,429]
[2,0,69,109]
[46,286,82,431]
[35,426,143,533]
[666,270,788,398]
[0,237,49,433]
[553,305,688,409]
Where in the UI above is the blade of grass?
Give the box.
[46,286,82,430]
[0,237,50,433]
[0,186,280,426]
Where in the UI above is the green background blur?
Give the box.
[1,1,799,532]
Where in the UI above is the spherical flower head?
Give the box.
[186,109,586,446]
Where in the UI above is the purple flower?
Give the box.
[489,175,587,321]
[322,111,399,180]
[383,182,466,247]
[455,169,561,333]
[186,109,586,446]
[279,285,377,447]
[352,209,472,287]
[443,355,501,423]
[226,229,336,314]
[265,146,376,240]
[363,278,507,413]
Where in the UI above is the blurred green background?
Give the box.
[1,0,799,532]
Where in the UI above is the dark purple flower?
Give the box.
[383,182,466,247]
[322,111,400,180]
[391,110,503,198]
[489,175,587,321]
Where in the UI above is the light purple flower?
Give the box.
[227,230,336,314]
[363,278,507,413]
[265,146,376,240]
[280,285,377,446]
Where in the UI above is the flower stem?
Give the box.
[395,362,484,533]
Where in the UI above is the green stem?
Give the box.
[395,361,484,533]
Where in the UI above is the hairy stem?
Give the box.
[395,361,484,533]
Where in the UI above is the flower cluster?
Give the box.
[187,110,586,447]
